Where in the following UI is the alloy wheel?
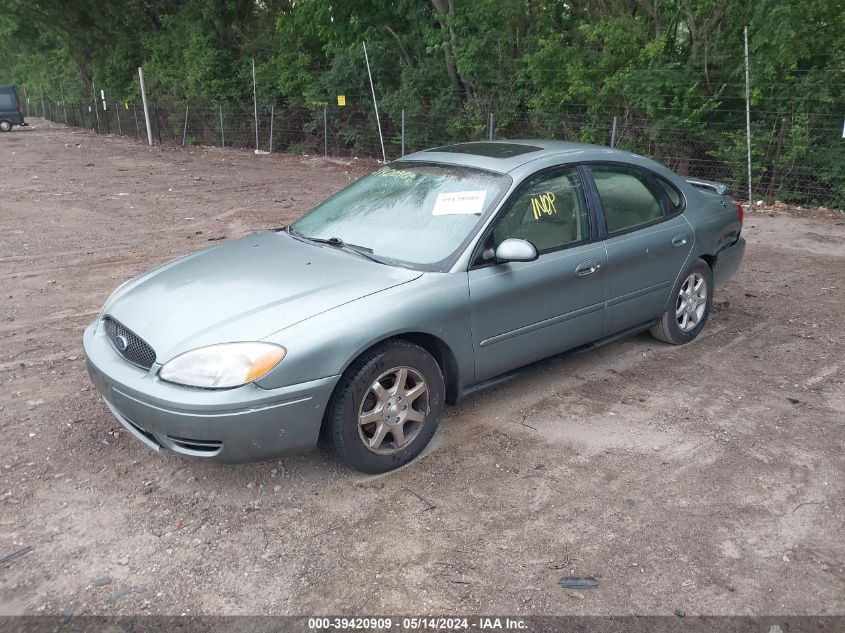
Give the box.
[676,272,707,332]
[357,366,429,455]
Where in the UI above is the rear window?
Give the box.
[0,92,15,109]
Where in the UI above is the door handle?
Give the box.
[672,233,688,247]
[575,259,601,277]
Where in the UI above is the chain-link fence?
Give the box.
[26,91,845,210]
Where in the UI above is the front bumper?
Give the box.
[83,321,339,463]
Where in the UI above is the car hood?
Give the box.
[102,231,422,362]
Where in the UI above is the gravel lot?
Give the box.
[1,121,843,616]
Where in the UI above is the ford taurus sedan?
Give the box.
[83,140,745,473]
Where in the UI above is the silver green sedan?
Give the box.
[83,141,745,472]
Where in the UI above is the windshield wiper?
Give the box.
[286,227,385,264]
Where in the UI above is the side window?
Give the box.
[590,165,665,234]
[0,93,15,109]
[492,167,590,253]
[655,176,683,210]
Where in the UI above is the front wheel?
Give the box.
[650,260,713,345]
[0,120,12,132]
[325,340,445,473]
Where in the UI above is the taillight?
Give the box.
[731,197,744,224]
[16,98,21,113]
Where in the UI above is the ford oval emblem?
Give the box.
[115,335,129,351]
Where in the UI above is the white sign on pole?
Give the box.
[101,89,107,110]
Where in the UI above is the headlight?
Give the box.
[159,343,286,389]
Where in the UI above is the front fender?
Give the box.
[255,272,474,391]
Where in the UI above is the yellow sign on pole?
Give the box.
[337,95,346,107]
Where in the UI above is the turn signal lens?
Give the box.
[245,347,287,382]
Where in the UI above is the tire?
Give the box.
[0,120,12,132]
[325,340,445,473]
[650,259,714,345]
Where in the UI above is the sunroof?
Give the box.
[426,142,543,158]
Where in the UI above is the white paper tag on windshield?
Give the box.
[431,190,487,216]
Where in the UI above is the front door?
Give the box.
[468,166,606,383]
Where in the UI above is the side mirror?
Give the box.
[495,238,538,263]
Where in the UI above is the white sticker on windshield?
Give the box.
[431,190,487,216]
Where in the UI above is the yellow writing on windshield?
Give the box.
[531,192,556,220]
[374,166,416,182]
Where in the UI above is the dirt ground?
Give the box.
[0,120,843,617]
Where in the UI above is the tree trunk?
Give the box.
[430,0,468,102]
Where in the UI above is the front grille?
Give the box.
[103,317,157,370]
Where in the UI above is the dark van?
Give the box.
[0,85,28,132]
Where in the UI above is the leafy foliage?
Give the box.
[2,0,843,205]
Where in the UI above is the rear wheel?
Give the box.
[0,120,12,132]
[326,340,445,473]
[650,260,713,345]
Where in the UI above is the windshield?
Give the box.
[291,163,511,267]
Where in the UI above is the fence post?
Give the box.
[323,107,328,157]
[138,68,153,146]
[488,112,494,141]
[269,105,274,153]
[132,104,139,140]
[219,105,225,148]
[252,58,259,152]
[115,103,122,135]
[744,26,752,210]
[181,102,189,146]
[610,116,618,148]
[401,108,405,157]
[362,42,386,162]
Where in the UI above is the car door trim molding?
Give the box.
[605,280,672,308]
[478,300,605,348]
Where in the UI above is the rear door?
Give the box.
[586,164,693,335]
[468,165,606,382]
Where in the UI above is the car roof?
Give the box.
[396,139,662,176]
